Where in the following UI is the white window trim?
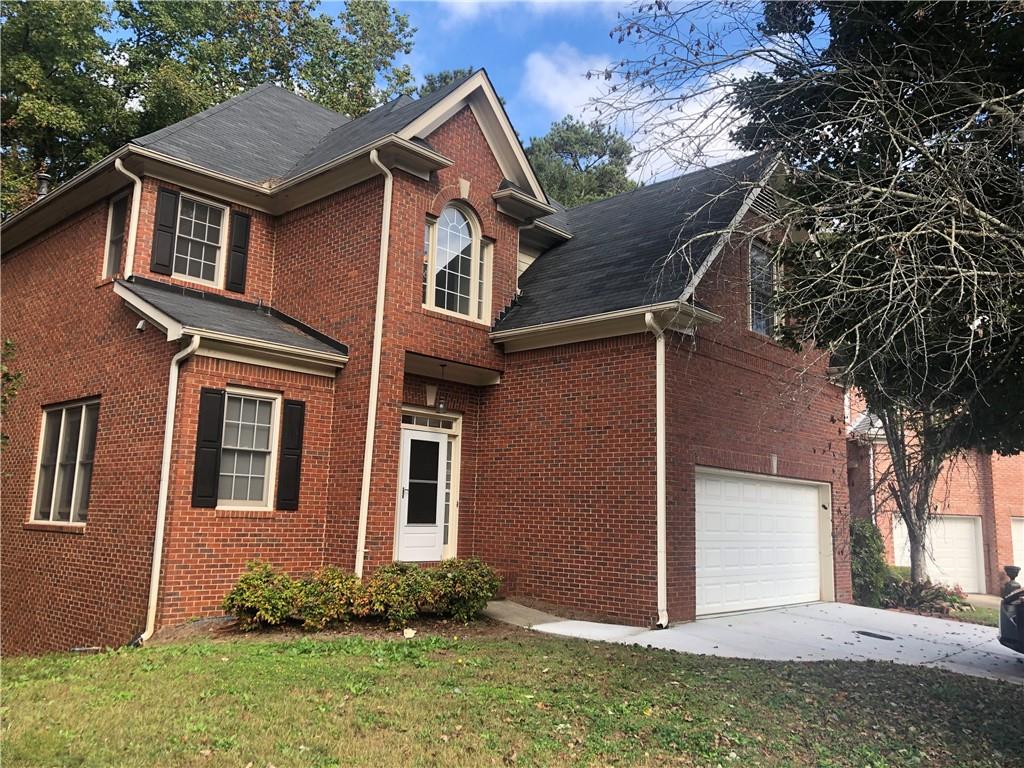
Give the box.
[102,192,130,279]
[170,191,229,290]
[215,387,282,512]
[748,240,780,337]
[421,204,492,326]
[395,406,462,560]
[28,399,100,526]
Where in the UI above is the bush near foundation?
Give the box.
[850,519,889,607]
[222,558,500,631]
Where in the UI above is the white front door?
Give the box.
[396,428,446,562]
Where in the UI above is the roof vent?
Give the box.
[36,170,52,200]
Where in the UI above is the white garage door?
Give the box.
[892,515,984,593]
[1012,517,1024,568]
[696,471,824,616]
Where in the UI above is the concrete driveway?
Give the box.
[487,601,1023,683]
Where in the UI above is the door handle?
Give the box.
[402,487,408,499]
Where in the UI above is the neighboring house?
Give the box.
[846,395,1023,594]
[1,71,851,655]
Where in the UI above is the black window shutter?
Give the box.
[151,188,179,275]
[191,388,225,508]
[275,400,305,511]
[226,211,251,293]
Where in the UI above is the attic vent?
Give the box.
[749,187,780,221]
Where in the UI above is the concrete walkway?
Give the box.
[485,600,1023,684]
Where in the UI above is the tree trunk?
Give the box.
[907,527,928,584]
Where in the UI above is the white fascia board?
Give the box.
[113,282,184,341]
[182,327,348,369]
[397,71,547,202]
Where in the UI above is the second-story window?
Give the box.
[749,241,776,336]
[173,195,225,284]
[422,204,491,323]
[103,194,129,279]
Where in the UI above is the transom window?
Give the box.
[174,195,224,284]
[33,400,100,524]
[218,393,276,506]
[422,205,491,322]
[749,241,776,336]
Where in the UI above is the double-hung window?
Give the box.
[173,195,225,284]
[749,241,776,336]
[33,401,100,524]
[422,205,492,323]
[218,392,278,507]
[103,194,129,278]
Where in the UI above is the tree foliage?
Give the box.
[1,340,24,448]
[1,0,416,216]
[526,116,637,207]
[417,68,474,98]
[601,1,1024,582]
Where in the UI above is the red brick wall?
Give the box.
[132,177,276,302]
[1,203,176,654]
[472,335,660,625]
[156,356,337,625]
[359,107,518,572]
[668,234,852,622]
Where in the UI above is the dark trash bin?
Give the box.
[998,565,1023,655]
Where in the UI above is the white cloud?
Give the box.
[518,43,611,120]
[436,0,621,29]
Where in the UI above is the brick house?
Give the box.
[1,71,851,655]
[846,394,1023,595]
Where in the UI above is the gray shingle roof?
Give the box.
[286,74,473,176]
[119,278,348,358]
[132,83,349,185]
[132,74,477,185]
[494,155,767,332]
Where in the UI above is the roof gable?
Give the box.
[494,155,767,332]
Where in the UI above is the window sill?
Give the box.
[24,521,86,534]
[420,305,492,329]
[214,508,277,520]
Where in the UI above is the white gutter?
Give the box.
[113,158,143,278]
[645,312,669,628]
[354,149,393,577]
[139,333,201,644]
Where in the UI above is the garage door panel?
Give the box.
[1013,518,1023,567]
[696,472,823,615]
[892,515,983,593]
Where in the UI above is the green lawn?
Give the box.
[2,628,1021,768]
[952,604,1001,627]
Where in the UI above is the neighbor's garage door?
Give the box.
[1012,517,1024,569]
[892,515,985,593]
[696,470,824,616]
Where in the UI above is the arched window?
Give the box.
[422,204,491,322]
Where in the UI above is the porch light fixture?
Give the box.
[436,364,448,414]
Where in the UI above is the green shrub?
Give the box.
[429,558,501,622]
[850,519,889,607]
[222,561,300,630]
[295,566,365,630]
[888,565,911,580]
[362,562,432,629]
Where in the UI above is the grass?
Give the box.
[952,604,1001,627]
[2,629,1021,768]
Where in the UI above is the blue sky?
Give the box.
[384,0,633,142]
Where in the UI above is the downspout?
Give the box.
[354,150,394,577]
[113,157,142,279]
[139,334,200,644]
[645,312,670,628]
